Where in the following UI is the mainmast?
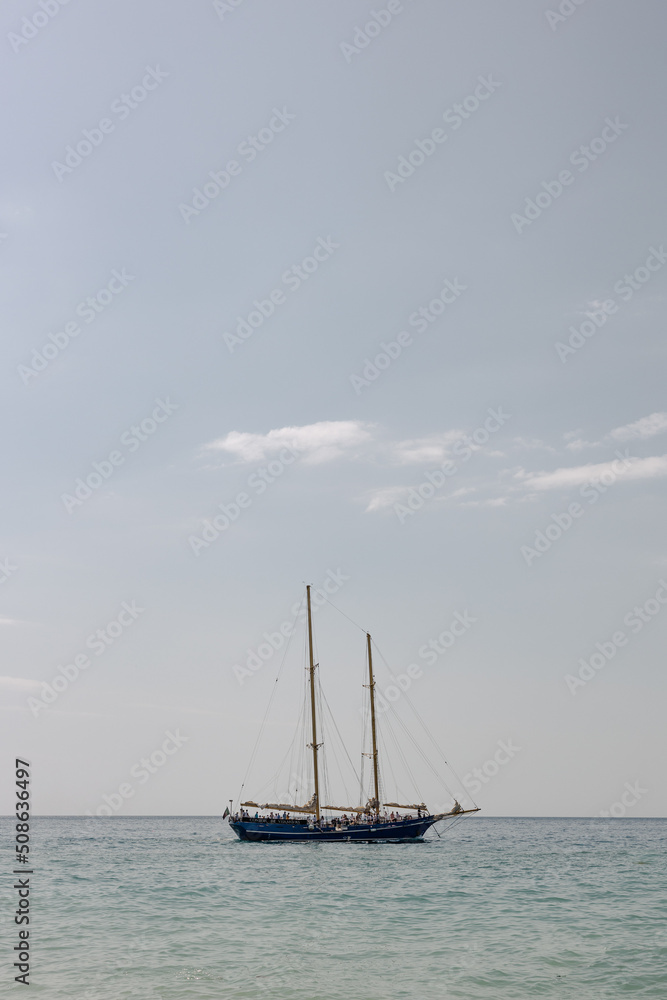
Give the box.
[306,585,321,821]
[366,632,380,812]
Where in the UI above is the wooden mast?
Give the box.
[366,632,380,812]
[306,585,321,821]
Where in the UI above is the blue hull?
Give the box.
[229,817,435,842]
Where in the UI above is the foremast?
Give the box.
[306,585,321,821]
[366,632,381,811]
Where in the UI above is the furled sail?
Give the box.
[322,805,367,814]
[383,802,427,810]
[241,793,319,814]
[257,803,316,813]
[432,805,481,821]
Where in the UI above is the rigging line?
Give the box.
[320,686,362,785]
[389,704,446,776]
[262,687,307,800]
[306,611,463,800]
[372,639,475,804]
[294,698,306,805]
[362,686,370,773]
[312,603,466,804]
[448,814,468,833]
[378,727,400,803]
[321,697,352,803]
[386,700,423,799]
[371,640,451,766]
[317,593,369,636]
[259,744,295,800]
[263,679,309,796]
[287,650,308,804]
[385,705,454,798]
[315,666,330,805]
[382,709,422,802]
[359,652,369,806]
[379,721,414,806]
[359,700,367,807]
[322,707,352,805]
[435,813,468,838]
[288,682,309,803]
[236,592,304,803]
[286,691,300,785]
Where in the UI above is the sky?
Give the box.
[1,0,666,818]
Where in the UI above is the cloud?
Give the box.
[562,423,602,452]
[511,436,554,452]
[364,483,477,513]
[0,677,110,718]
[0,676,42,692]
[202,420,373,464]
[386,431,462,465]
[564,438,598,452]
[363,414,667,515]
[201,419,513,473]
[517,454,667,491]
[461,496,508,507]
[200,417,667,511]
[202,421,509,470]
[129,702,227,716]
[610,412,667,442]
[364,487,410,512]
[562,412,667,452]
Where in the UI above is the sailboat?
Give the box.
[228,585,479,842]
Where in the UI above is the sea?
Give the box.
[4,816,665,999]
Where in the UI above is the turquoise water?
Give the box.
[5,817,666,998]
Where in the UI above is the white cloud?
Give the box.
[364,487,410,512]
[518,454,667,491]
[201,419,514,473]
[129,702,227,716]
[461,496,508,507]
[511,436,553,451]
[563,413,667,452]
[0,676,42,692]
[574,298,608,317]
[203,420,373,464]
[386,431,462,465]
[610,412,667,442]
[565,438,598,452]
[622,455,667,479]
[364,483,478,513]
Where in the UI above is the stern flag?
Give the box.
[223,807,230,819]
